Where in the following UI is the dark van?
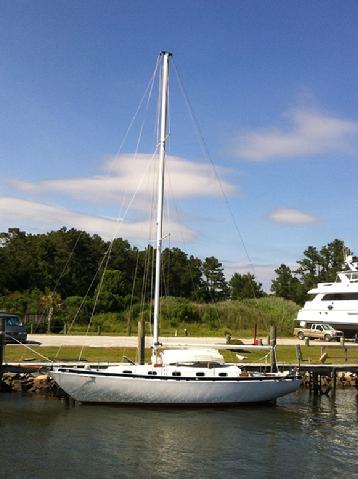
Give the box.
[0,312,27,343]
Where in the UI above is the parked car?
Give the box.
[0,312,27,343]
[293,323,344,342]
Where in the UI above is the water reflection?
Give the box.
[1,390,357,479]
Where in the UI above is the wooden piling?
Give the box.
[138,319,145,365]
[312,372,320,395]
[0,317,5,391]
[295,344,303,368]
[253,323,257,344]
[331,367,337,396]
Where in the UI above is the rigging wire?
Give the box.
[53,231,84,294]
[54,248,109,360]
[88,58,161,333]
[114,55,161,157]
[7,335,52,362]
[172,59,259,301]
[43,56,161,360]
[29,230,84,336]
[74,148,160,360]
[53,59,162,360]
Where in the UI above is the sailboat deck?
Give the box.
[56,363,292,382]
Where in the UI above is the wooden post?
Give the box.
[0,317,5,391]
[295,344,302,368]
[313,372,320,395]
[331,367,337,397]
[270,325,277,372]
[138,319,145,365]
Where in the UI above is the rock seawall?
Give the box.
[0,372,66,396]
[302,371,358,388]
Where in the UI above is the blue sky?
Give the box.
[1,0,358,289]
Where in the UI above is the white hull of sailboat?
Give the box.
[50,369,301,405]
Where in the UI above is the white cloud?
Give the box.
[234,109,358,161]
[0,197,195,242]
[268,208,318,224]
[2,153,239,246]
[10,154,236,208]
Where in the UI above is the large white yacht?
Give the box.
[297,255,358,338]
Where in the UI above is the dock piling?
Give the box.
[0,317,5,391]
[295,344,303,368]
[331,367,337,397]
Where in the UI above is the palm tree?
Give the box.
[40,291,61,333]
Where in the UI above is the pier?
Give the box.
[1,327,357,397]
[1,361,357,397]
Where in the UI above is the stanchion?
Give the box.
[270,325,277,372]
[138,319,145,365]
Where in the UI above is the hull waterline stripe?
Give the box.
[56,368,300,383]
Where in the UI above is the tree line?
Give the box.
[0,228,264,319]
[0,228,350,327]
[271,239,351,304]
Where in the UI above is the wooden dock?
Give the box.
[1,320,357,396]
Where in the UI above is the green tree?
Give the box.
[40,291,62,333]
[108,238,139,291]
[271,264,304,304]
[271,239,350,304]
[230,272,264,300]
[0,228,37,292]
[0,227,108,297]
[202,256,229,302]
[95,269,126,312]
[161,248,202,299]
[296,239,347,289]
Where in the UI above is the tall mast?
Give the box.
[153,51,171,348]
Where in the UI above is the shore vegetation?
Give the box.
[0,228,353,338]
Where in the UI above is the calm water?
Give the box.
[1,390,357,479]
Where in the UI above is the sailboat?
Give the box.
[49,52,301,405]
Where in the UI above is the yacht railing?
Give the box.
[338,271,358,283]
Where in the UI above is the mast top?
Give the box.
[160,51,172,57]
